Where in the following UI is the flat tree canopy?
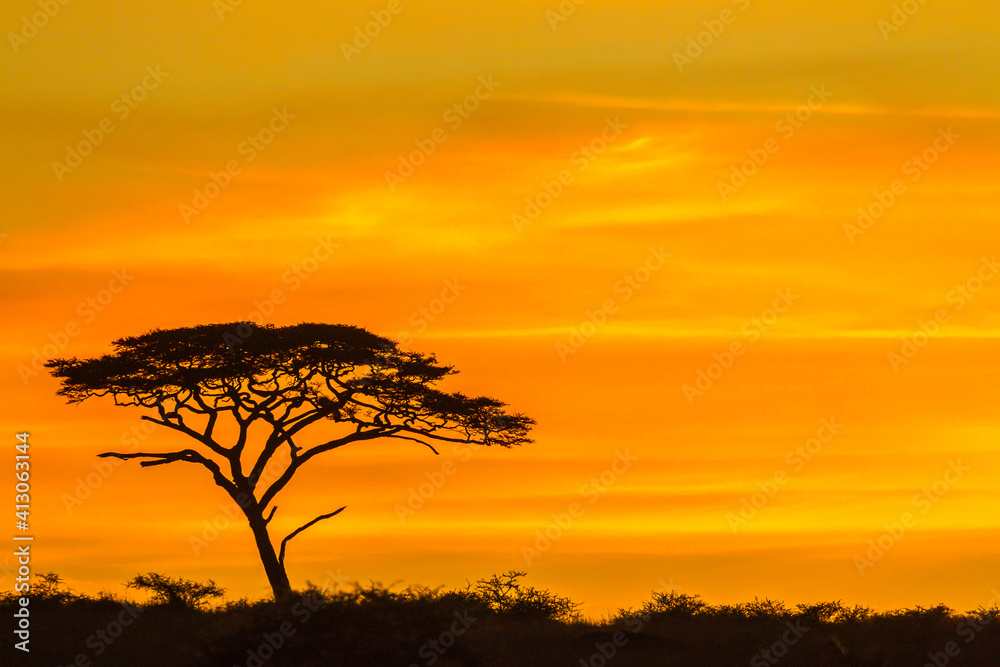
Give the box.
[46,322,534,599]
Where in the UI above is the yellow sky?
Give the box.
[2,0,1000,615]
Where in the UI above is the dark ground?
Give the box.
[3,572,998,666]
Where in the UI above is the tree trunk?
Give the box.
[244,506,292,602]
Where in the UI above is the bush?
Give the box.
[638,589,708,619]
[473,570,580,622]
[796,601,844,623]
[741,597,791,619]
[0,572,81,604]
[7,571,1000,667]
[834,603,873,623]
[32,572,82,603]
[969,604,1000,625]
[876,604,953,621]
[126,572,225,609]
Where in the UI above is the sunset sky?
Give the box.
[3,0,1000,617]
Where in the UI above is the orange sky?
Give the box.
[2,0,1000,616]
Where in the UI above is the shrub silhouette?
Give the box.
[473,570,580,622]
[31,572,82,604]
[739,596,791,619]
[126,572,225,609]
[636,589,708,619]
[833,602,874,623]
[970,603,1000,625]
[796,600,845,623]
[5,571,1000,667]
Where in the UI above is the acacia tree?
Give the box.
[46,322,534,601]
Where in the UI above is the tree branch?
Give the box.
[384,434,441,455]
[140,412,229,458]
[278,506,346,566]
[99,449,239,496]
[245,390,352,489]
[390,423,483,446]
[259,428,389,509]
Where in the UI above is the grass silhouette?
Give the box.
[4,571,1000,666]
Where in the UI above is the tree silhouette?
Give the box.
[46,322,534,601]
